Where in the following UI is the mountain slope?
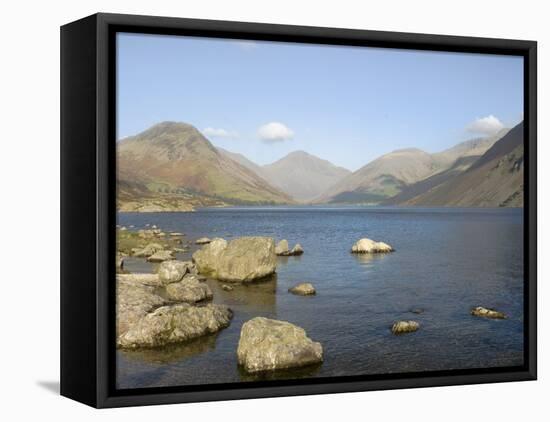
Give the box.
[117,122,293,208]
[260,150,351,202]
[316,148,439,203]
[217,147,266,176]
[400,122,524,207]
[316,131,506,204]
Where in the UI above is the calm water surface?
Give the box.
[116,206,524,388]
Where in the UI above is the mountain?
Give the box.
[260,151,351,202]
[315,148,439,203]
[217,147,266,176]
[316,131,506,204]
[431,129,509,168]
[398,122,524,207]
[117,122,293,210]
[383,130,510,205]
[217,149,351,202]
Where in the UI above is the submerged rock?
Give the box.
[351,238,394,254]
[237,317,323,373]
[192,237,276,282]
[165,275,213,303]
[471,306,506,319]
[133,242,164,257]
[221,284,234,291]
[117,303,233,349]
[391,320,420,334]
[158,260,193,284]
[147,250,175,263]
[288,282,316,296]
[195,237,212,245]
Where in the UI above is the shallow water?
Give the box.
[116,206,524,389]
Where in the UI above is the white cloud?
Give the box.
[257,122,294,142]
[466,115,504,135]
[202,127,238,139]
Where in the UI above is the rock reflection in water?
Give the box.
[208,274,278,313]
[120,333,219,365]
[238,362,323,382]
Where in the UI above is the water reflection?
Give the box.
[120,334,219,365]
[238,362,323,382]
[208,274,278,312]
[352,253,389,266]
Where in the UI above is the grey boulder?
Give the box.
[165,275,213,303]
[118,303,233,349]
[193,237,276,283]
[237,317,323,373]
[158,260,193,284]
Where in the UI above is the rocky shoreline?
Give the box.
[116,225,508,375]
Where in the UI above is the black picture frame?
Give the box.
[60,12,537,408]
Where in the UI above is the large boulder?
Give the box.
[165,275,213,303]
[193,237,276,282]
[288,282,316,296]
[116,276,168,338]
[351,238,394,254]
[471,306,506,319]
[158,260,193,284]
[117,303,233,349]
[237,317,323,373]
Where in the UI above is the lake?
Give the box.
[116,206,524,389]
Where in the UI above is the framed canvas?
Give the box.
[60,13,537,408]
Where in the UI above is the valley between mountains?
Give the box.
[117,121,524,212]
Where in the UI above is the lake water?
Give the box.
[116,206,524,389]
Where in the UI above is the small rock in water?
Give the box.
[275,239,290,256]
[351,238,394,254]
[116,254,124,272]
[221,284,234,291]
[147,250,175,263]
[195,237,212,245]
[289,282,316,296]
[237,317,323,372]
[276,239,304,256]
[391,320,420,334]
[409,308,425,314]
[471,306,506,319]
[170,232,184,236]
[289,243,304,256]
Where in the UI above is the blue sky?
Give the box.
[117,33,523,171]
